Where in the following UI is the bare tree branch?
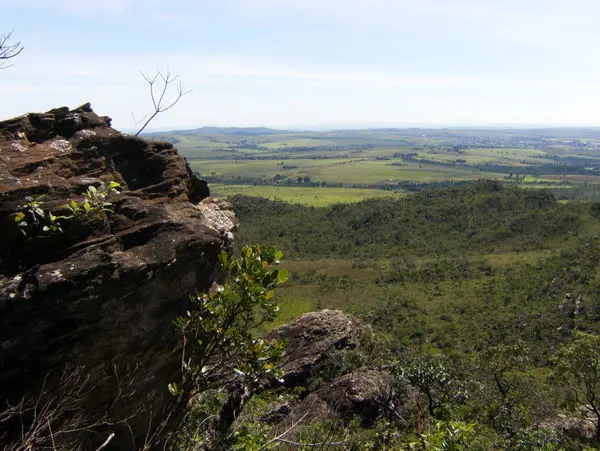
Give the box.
[0,31,24,69]
[95,432,115,451]
[134,70,191,136]
[258,409,313,450]
[0,364,163,450]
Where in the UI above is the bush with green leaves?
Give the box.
[405,420,477,451]
[398,356,469,419]
[173,246,287,388]
[171,246,288,448]
[552,330,600,442]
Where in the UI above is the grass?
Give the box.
[307,160,503,184]
[262,290,315,331]
[211,185,404,206]
[264,246,566,336]
[192,158,504,186]
[263,246,571,353]
[411,148,553,166]
[163,128,600,204]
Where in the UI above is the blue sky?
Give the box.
[2,0,600,130]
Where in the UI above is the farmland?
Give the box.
[210,184,403,206]
[147,127,600,202]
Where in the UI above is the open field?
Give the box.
[411,147,554,165]
[191,157,566,188]
[211,185,404,206]
[147,126,600,202]
[192,158,499,184]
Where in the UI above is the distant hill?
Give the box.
[146,126,600,140]
[145,126,288,137]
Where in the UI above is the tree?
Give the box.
[399,356,467,418]
[134,70,190,135]
[0,31,23,68]
[478,340,533,445]
[552,330,600,441]
[480,340,530,402]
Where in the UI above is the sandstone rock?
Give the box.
[268,309,362,386]
[0,105,233,448]
[537,406,598,441]
[294,369,393,426]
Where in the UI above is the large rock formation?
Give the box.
[537,406,598,441]
[260,311,406,431]
[0,104,236,449]
[268,309,362,386]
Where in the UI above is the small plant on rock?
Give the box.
[12,195,65,237]
[65,181,121,220]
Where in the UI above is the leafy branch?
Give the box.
[171,246,288,448]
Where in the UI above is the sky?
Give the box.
[2,0,600,131]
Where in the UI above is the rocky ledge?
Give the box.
[0,104,236,448]
[268,309,363,386]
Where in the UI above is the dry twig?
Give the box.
[0,32,23,69]
[134,70,191,136]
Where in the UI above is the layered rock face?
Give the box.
[0,104,236,448]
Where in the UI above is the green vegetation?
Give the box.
[172,246,288,449]
[12,195,65,236]
[232,181,592,259]
[174,182,600,449]
[231,183,600,356]
[64,181,121,220]
[552,331,600,440]
[11,182,121,238]
[76,128,600,449]
[147,127,600,201]
[211,184,403,206]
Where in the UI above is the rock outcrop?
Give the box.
[268,309,362,386]
[0,104,235,448]
[294,369,393,426]
[537,406,598,441]
[262,311,405,429]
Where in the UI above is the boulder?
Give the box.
[0,105,234,449]
[537,406,598,441]
[268,309,362,386]
[293,369,393,426]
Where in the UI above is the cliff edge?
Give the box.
[0,104,236,448]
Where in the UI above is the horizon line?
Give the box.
[138,124,600,134]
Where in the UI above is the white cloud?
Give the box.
[228,0,600,54]
[3,0,600,128]
[3,49,600,129]
[0,0,166,15]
